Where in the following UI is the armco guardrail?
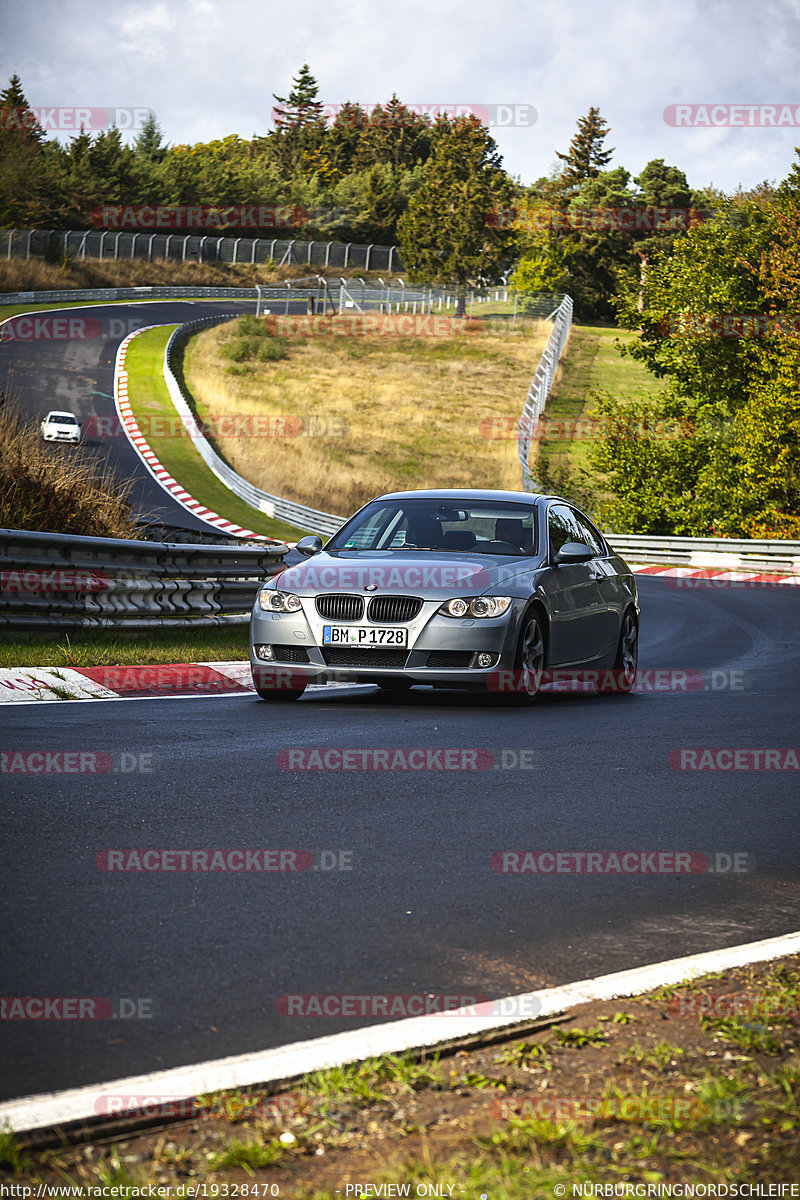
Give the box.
[0,529,286,631]
[162,318,346,537]
[517,294,573,490]
[0,280,511,310]
[605,533,800,572]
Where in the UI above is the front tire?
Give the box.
[613,610,638,694]
[251,665,307,701]
[254,686,306,701]
[376,678,413,692]
[514,612,545,701]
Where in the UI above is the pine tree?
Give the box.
[133,113,167,163]
[397,115,514,313]
[555,107,614,192]
[272,63,324,131]
[0,74,49,224]
[271,64,326,175]
[0,73,44,141]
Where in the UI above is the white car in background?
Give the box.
[40,410,82,444]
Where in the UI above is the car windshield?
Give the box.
[328,499,539,556]
[49,414,78,424]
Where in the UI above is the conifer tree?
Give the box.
[555,107,614,192]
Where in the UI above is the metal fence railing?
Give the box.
[517,295,573,489]
[2,228,402,273]
[0,280,517,310]
[605,534,800,572]
[0,529,287,631]
[161,318,346,537]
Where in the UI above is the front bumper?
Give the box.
[249,595,525,688]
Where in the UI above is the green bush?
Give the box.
[257,338,287,361]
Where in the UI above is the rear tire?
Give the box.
[613,610,638,694]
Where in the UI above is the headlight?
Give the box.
[258,589,302,613]
[438,597,512,618]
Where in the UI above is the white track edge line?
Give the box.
[3,929,799,1134]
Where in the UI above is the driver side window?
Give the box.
[548,505,579,558]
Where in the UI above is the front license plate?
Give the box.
[323,625,408,647]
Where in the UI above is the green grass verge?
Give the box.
[0,626,250,668]
[537,322,667,477]
[123,326,309,542]
[10,955,799,1194]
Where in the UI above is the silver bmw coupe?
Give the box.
[250,489,638,701]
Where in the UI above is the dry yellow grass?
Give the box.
[182,315,550,513]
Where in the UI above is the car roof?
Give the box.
[46,410,79,420]
[373,488,550,503]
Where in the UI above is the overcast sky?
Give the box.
[2,0,799,195]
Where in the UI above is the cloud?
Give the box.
[0,0,798,189]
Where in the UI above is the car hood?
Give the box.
[46,421,79,433]
[274,550,544,600]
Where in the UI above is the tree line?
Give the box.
[1,67,713,317]
[2,67,797,537]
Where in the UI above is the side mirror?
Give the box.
[296,534,323,557]
[555,541,594,565]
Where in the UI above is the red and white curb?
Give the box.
[114,329,262,540]
[631,563,799,585]
[1,929,798,1135]
[0,662,254,703]
[0,663,364,704]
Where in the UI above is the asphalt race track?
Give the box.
[2,577,800,1100]
[0,299,304,533]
